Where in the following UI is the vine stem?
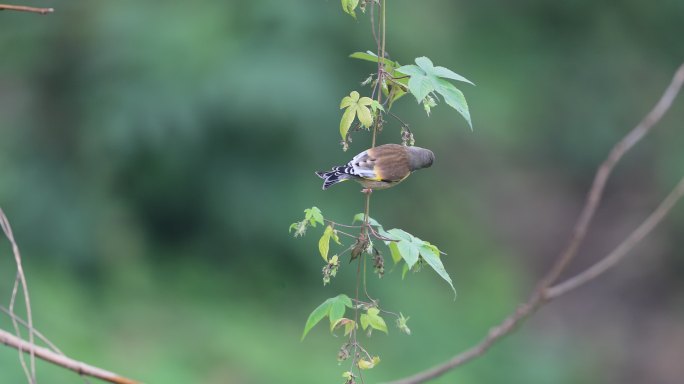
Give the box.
[386,62,684,384]
[348,0,387,379]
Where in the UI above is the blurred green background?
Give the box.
[1,1,684,383]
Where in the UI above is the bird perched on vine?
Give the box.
[316,143,435,191]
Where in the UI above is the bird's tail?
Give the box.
[315,167,352,190]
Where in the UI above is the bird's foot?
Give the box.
[361,188,373,194]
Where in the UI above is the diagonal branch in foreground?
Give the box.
[0,4,54,14]
[2,207,140,384]
[386,62,684,384]
[0,329,140,384]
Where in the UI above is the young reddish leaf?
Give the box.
[358,356,381,370]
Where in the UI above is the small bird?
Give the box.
[316,143,435,191]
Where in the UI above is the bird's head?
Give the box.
[407,146,435,171]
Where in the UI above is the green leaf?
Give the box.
[431,66,475,85]
[340,105,356,139]
[352,213,381,227]
[386,229,420,268]
[407,74,434,103]
[341,0,358,19]
[395,64,424,77]
[365,307,388,333]
[318,225,333,261]
[383,228,457,295]
[331,229,341,245]
[357,96,373,128]
[302,299,332,341]
[339,91,375,139]
[329,298,348,325]
[349,51,400,68]
[419,242,457,297]
[396,57,474,129]
[302,294,352,341]
[388,242,403,264]
[304,207,324,227]
[435,78,472,130]
[414,56,434,71]
[387,83,407,108]
[358,96,372,106]
[401,263,410,279]
[369,100,385,113]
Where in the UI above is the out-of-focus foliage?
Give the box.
[1,1,683,383]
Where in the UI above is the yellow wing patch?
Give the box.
[367,165,383,181]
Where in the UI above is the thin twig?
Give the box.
[0,305,64,359]
[0,329,139,384]
[10,274,33,383]
[386,110,409,129]
[338,230,359,239]
[0,4,54,14]
[1,208,36,382]
[385,63,684,384]
[0,306,92,384]
[324,219,363,229]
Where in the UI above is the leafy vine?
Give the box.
[291,1,473,382]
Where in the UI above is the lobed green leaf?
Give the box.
[302,299,333,341]
[340,105,356,140]
[382,228,457,295]
[419,242,457,297]
[435,78,472,130]
[304,207,324,227]
[407,74,434,104]
[301,294,352,341]
[356,104,373,128]
[431,66,475,85]
[341,0,359,19]
[414,56,434,71]
[364,307,388,333]
[386,229,420,268]
[395,64,424,77]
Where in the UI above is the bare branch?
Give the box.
[385,63,684,384]
[547,175,684,298]
[539,61,684,291]
[0,4,54,14]
[0,329,139,384]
